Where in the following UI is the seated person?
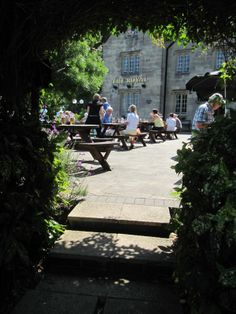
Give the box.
[165,113,177,139]
[80,111,88,123]
[174,114,182,134]
[121,104,140,149]
[102,106,113,123]
[149,108,166,141]
[101,97,110,111]
[102,107,115,136]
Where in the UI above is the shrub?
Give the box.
[173,116,236,313]
[0,121,87,313]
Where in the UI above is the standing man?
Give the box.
[191,93,225,137]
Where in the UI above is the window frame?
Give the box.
[121,52,140,76]
[176,54,190,74]
[120,90,141,116]
[215,50,225,70]
[174,92,188,115]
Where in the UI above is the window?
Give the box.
[175,93,187,114]
[121,91,140,116]
[215,50,225,69]
[176,54,190,74]
[125,29,139,39]
[121,53,140,75]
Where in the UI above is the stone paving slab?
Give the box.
[121,203,169,225]
[68,201,170,227]
[36,273,179,303]
[11,289,97,314]
[103,297,183,314]
[50,230,116,260]
[75,134,189,201]
[12,136,189,314]
[113,233,173,263]
[86,195,180,208]
[50,230,174,265]
[69,201,123,223]
[13,273,183,314]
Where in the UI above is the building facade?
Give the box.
[101,30,225,123]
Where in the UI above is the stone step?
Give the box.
[12,273,183,314]
[47,230,175,276]
[68,201,172,237]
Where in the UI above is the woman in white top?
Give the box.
[122,104,140,149]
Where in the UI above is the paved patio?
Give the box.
[12,134,190,314]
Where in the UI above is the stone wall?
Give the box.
[102,31,221,123]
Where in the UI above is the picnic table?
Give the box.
[102,122,148,150]
[139,121,154,132]
[57,123,99,142]
[101,122,126,137]
[58,124,118,171]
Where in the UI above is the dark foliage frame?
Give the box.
[1,1,236,313]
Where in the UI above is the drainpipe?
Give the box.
[162,41,174,118]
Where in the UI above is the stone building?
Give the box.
[101,30,226,126]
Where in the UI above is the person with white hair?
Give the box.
[174,113,182,135]
[191,93,225,137]
[122,104,140,149]
[101,107,115,136]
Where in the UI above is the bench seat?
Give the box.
[91,137,114,142]
[75,141,119,171]
[113,132,147,150]
[149,129,177,142]
[149,129,166,142]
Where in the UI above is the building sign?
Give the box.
[112,75,147,84]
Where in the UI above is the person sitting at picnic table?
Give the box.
[102,106,113,124]
[101,107,115,136]
[149,108,166,141]
[174,114,182,134]
[165,113,177,139]
[121,104,140,149]
[101,96,110,111]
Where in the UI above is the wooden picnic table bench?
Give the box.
[165,130,178,139]
[101,122,126,137]
[149,129,166,142]
[112,132,147,150]
[57,124,99,142]
[74,141,119,171]
[149,129,177,142]
[67,136,114,148]
[58,124,119,171]
[91,137,114,142]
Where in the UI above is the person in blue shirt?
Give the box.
[101,97,110,111]
[102,106,113,123]
[192,93,225,137]
[102,107,114,136]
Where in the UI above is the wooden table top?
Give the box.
[58,123,99,129]
[102,122,126,127]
